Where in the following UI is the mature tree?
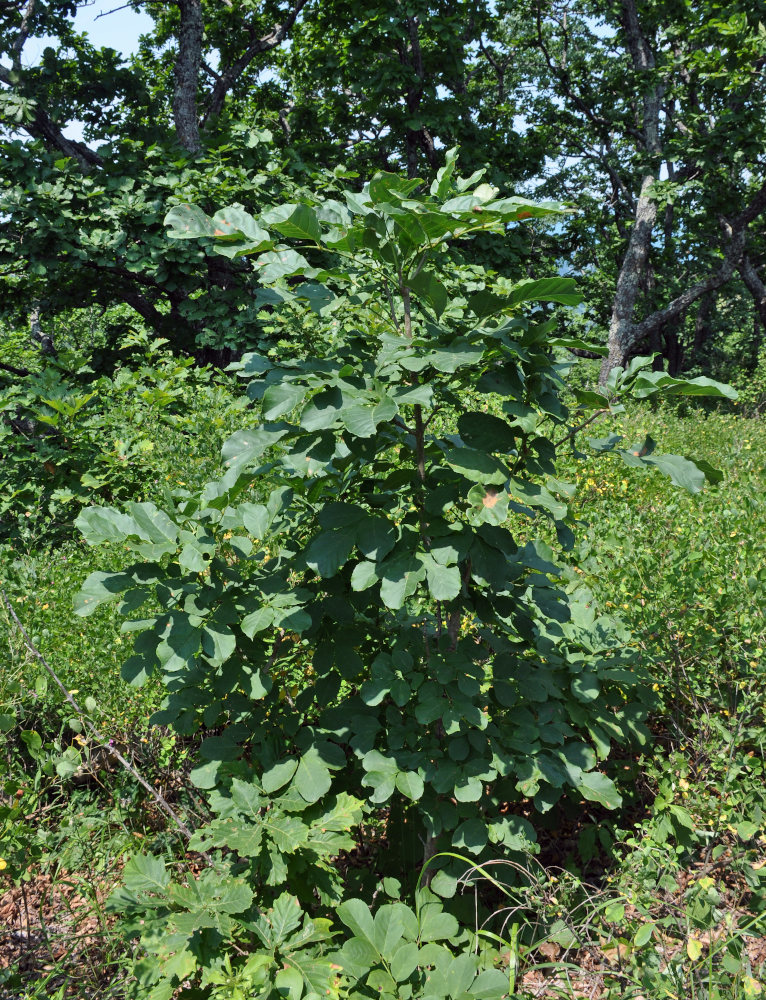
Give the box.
[0,0,311,363]
[501,0,766,381]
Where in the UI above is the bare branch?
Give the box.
[11,0,36,71]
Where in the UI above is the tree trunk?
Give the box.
[600,174,660,383]
[599,0,663,385]
[739,255,766,328]
[173,0,204,154]
[29,304,57,358]
[692,290,714,361]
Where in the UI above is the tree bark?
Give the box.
[692,289,714,360]
[173,0,204,154]
[599,0,663,385]
[29,304,57,358]
[739,254,766,328]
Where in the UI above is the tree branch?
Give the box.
[627,178,766,344]
[739,253,766,327]
[11,0,36,71]
[201,0,310,125]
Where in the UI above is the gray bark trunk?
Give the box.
[29,304,57,358]
[599,0,663,386]
[173,0,204,154]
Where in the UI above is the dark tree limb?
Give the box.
[739,253,766,327]
[201,0,310,125]
[602,178,766,377]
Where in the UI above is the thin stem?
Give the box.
[552,408,610,448]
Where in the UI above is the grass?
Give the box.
[1,389,765,998]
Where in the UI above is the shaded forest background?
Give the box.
[1,0,765,389]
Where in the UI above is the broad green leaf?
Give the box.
[351,560,379,592]
[123,854,170,894]
[337,898,377,946]
[300,388,343,431]
[421,553,461,601]
[75,506,137,545]
[240,502,270,537]
[445,447,509,486]
[395,770,425,801]
[241,606,274,638]
[507,277,581,307]
[202,623,236,666]
[165,203,215,239]
[275,966,303,1000]
[373,904,419,955]
[418,905,460,942]
[640,453,706,493]
[390,941,420,982]
[262,758,299,794]
[257,248,315,282]
[633,922,655,947]
[294,748,332,803]
[631,371,737,399]
[577,770,622,809]
[262,383,307,420]
[222,424,290,474]
[452,817,488,854]
[74,571,133,616]
[266,203,322,242]
[457,412,517,453]
[337,937,380,978]
[305,528,356,578]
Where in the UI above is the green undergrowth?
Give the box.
[2,404,764,999]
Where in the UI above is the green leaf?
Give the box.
[165,203,216,239]
[452,817,488,854]
[577,771,622,809]
[373,903,419,955]
[633,922,655,947]
[507,277,581,307]
[305,528,356,578]
[294,748,332,803]
[75,506,137,545]
[242,606,274,638]
[390,941,420,982]
[202,623,236,666]
[458,412,517,453]
[300,388,343,431]
[337,898,377,946]
[262,383,307,420]
[418,905,460,941]
[266,203,322,242]
[444,447,508,485]
[74,571,134,617]
[395,770,424,801]
[421,554,461,601]
[631,371,737,399]
[641,453,707,493]
[123,853,170,894]
[275,966,304,1000]
[263,758,299,794]
[257,248,315,282]
[222,424,290,475]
